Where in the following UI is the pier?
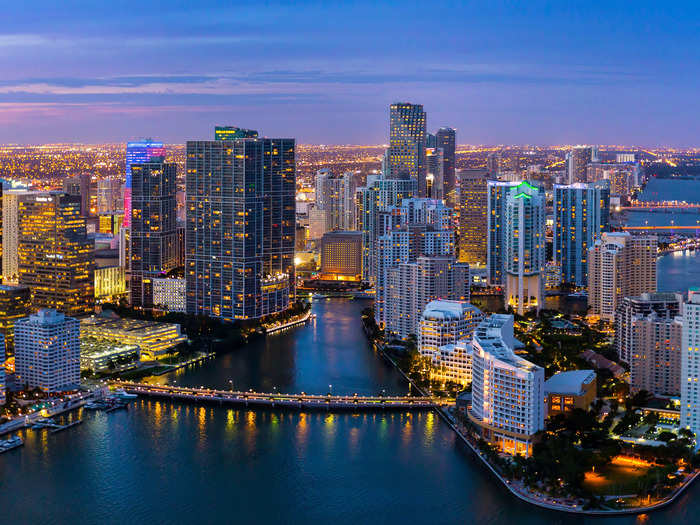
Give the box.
[111,382,436,411]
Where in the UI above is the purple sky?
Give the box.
[1,1,699,146]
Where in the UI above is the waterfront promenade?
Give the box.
[112,381,436,411]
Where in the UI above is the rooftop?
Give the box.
[545,370,596,396]
[422,300,481,321]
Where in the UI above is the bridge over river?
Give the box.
[112,382,436,412]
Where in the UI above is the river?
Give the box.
[1,298,699,524]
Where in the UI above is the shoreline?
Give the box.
[363,316,700,516]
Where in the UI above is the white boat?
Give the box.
[112,389,138,399]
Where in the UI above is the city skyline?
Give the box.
[1,1,699,146]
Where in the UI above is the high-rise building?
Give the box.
[630,312,682,396]
[152,277,186,313]
[2,189,35,283]
[436,127,456,201]
[356,176,418,283]
[0,284,31,354]
[385,256,469,339]
[419,300,483,387]
[0,334,5,406]
[553,180,610,286]
[124,140,165,229]
[502,182,546,315]
[374,198,454,328]
[320,231,362,281]
[486,180,520,286]
[425,148,444,200]
[214,126,258,140]
[588,232,657,321]
[566,146,598,184]
[388,103,426,184]
[681,289,700,450]
[14,309,80,393]
[18,192,94,316]
[469,314,545,456]
[186,138,295,320]
[615,293,682,364]
[96,178,123,214]
[458,169,488,266]
[419,300,482,357]
[62,174,91,217]
[129,161,177,309]
[315,169,357,233]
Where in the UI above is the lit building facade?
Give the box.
[436,127,456,202]
[566,145,597,184]
[630,312,682,396]
[94,266,127,300]
[0,284,31,354]
[129,161,178,309]
[425,147,444,200]
[458,169,488,267]
[214,126,258,140]
[615,293,682,364]
[315,169,357,233]
[96,178,123,215]
[553,181,610,286]
[681,289,700,450]
[18,192,94,316]
[356,176,417,283]
[320,231,362,281]
[2,189,35,284]
[15,309,80,393]
[469,314,545,456]
[503,182,546,315]
[124,140,165,229]
[388,103,426,184]
[80,316,186,359]
[152,277,186,313]
[386,256,469,339]
[186,138,295,320]
[587,232,657,321]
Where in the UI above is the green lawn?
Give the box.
[583,462,650,495]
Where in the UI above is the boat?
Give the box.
[0,436,24,453]
[112,389,138,400]
[312,293,326,299]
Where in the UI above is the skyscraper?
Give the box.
[315,169,357,233]
[436,127,456,201]
[2,189,35,283]
[469,314,545,457]
[18,192,94,316]
[0,284,31,354]
[630,312,682,396]
[386,256,469,338]
[97,178,123,214]
[124,140,166,229]
[503,181,546,315]
[486,180,520,286]
[553,180,610,286]
[15,309,80,393]
[62,174,91,217]
[356,176,418,283]
[588,232,657,321]
[681,289,700,450]
[186,137,295,320]
[388,103,426,184]
[615,293,682,364]
[425,148,444,200]
[130,161,178,309]
[566,145,598,184]
[458,169,488,266]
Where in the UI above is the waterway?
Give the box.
[1,298,699,524]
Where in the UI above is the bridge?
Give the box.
[621,225,700,231]
[620,201,700,211]
[112,382,437,411]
